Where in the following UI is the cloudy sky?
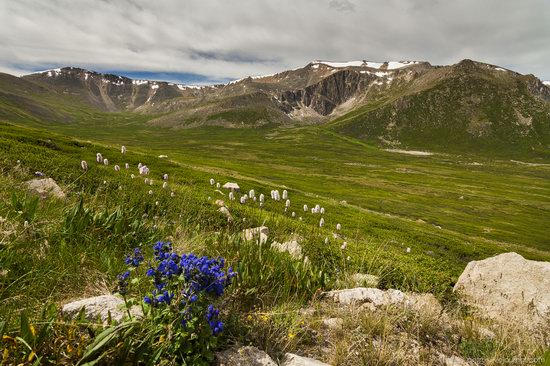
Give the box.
[1,0,549,84]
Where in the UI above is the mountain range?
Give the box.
[1,59,550,154]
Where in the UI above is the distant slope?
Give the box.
[327,60,550,154]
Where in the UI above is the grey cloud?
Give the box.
[329,0,356,12]
[0,0,549,81]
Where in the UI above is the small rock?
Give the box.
[478,327,496,340]
[219,207,233,223]
[281,353,330,366]
[322,317,343,330]
[222,182,240,191]
[242,226,269,244]
[216,345,276,366]
[26,178,66,199]
[437,353,471,366]
[62,295,142,323]
[271,239,303,259]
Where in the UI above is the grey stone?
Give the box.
[62,294,142,323]
[216,346,276,366]
[242,226,269,244]
[281,353,330,366]
[26,178,66,199]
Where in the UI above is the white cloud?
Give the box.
[0,0,549,81]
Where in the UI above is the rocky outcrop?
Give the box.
[26,178,66,199]
[281,353,330,366]
[62,294,142,323]
[216,346,276,366]
[453,252,550,331]
[271,238,303,259]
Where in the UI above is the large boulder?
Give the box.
[62,295,142,323]
[216,346,276,366]
[25,178,66,199]
[453,252,550,331]
[281,353,330,366]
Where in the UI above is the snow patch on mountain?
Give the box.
[312,60,420,70]
[543,81,550,86]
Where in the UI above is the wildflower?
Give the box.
[282,190,288,200]
[299,217,302,221]
[148,190,153,195]
[145,178,149,184]
[259,193,265,203]
[103,180,107,184]
[240,196,246,204]
[229,192,235,201]
[155,201,159,206]
[138,162,143,169]
[319,218,324,228]
[163,174,168,181]
[163,182,168,189]
[121,145,127,154]
[406,247,411,253]
[116,271,130,295]
[346,256,351,261]
[96,153,103,163]
[249,189,255,198]
[285,199,291,208]
[336,223,342,231]
[125,248,144,267]
[114,165,120,171]
[81,160,88,171]
[320,207,325,214]
[125,163,129,169]
[150,179,154,186]
[341,241,347,250]
[131,174,135,179]
[103,158,109,166]
[209,178,215,185]
[324,237,329,244]
[216,182,221,189]
[139,165,150,175]
[291,211,296,217]
[171,192,175,197]
[288,332,296,339]
[259,202,264,208]
[303,204,308,212]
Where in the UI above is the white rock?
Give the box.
[26,178,66,199]
[62,295,142,323]
[271,239,303,259]
[216,345,276,366]
[242,226,269,244]
[282,353,330,366]
[453,252,550,331]
[437,353,472,366]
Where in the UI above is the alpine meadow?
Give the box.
[0,1,549,365]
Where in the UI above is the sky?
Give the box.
[0,0,549,84]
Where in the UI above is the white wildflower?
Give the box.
[130,174,135,179]
[155,201,159,206]
[320,207,325,214]
[114,165,120,171]
[170,192,176,197]
[285,199,291,208]
[163,182,168,189]
[341,242,347,250]
[210,178,215,185]
[259,193,265,203]
[148,190,153,195]
[163,174,168,181]
[229,192,235,201]
[103,180,107,184]
[324,237,329,244]
[103,158,109,166]
[336,223,342,231]
[96,153,103,163]
[138,162,143,169]
[319,218,325,228]
[282,190,288,200]
[81,160,88,171]
[291,211,296,217]
[216,182,221,189]
[406,247,411,253]
[125,163,129,169]
[121,145,127,154]
[249,189,255,198]
[303,204,308,212]
[144,178,149,184]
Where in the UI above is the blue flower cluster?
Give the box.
[206,305,223,335]
[135,241,236,335]
[125,247,144,267]
[116,270,130,295]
